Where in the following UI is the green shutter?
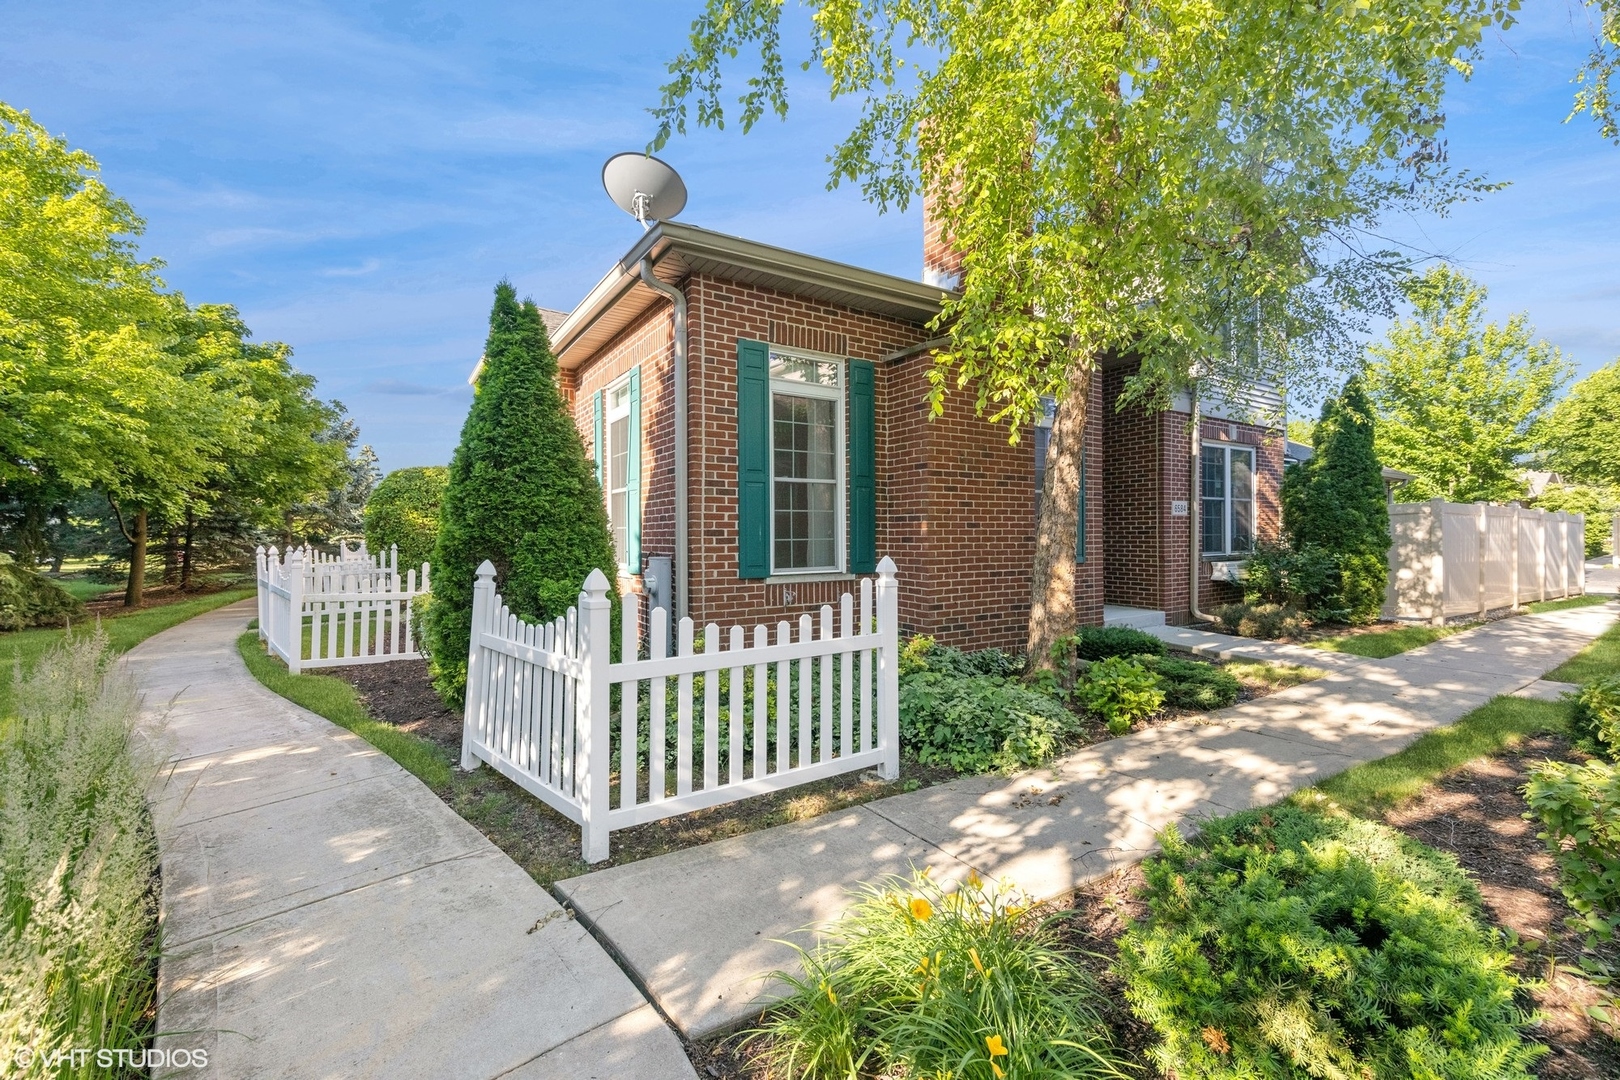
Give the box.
[626,367,642,572]
[736,339,771,578]
[592,389,605,491]
[1076,446,1087,564]
[847,359,876,574]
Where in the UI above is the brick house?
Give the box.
[542,215,1284,652]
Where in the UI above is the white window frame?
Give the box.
[767,348,846,576]
[1200,442,1257,557]
[605,375,633,572]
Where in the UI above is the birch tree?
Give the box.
[653,0,1508,664]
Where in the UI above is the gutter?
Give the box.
[637,259,689,623]
[1188,379,1216,624]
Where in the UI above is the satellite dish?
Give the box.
[602,152,687,229]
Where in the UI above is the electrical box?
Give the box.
[643,555,673,655]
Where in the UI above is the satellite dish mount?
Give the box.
[602,152,688,231]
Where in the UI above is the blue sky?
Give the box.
[3,1,1615,474]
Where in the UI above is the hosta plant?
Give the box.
[1073,656,1164,734]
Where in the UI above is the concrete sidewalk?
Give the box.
[132,601,695,1080]
[554,598,1620,1040]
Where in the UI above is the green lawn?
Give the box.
[1302,695,1571,818]
[1528,593,1614,614]
[55,578,119,601]
[0,588,254,717]
[1547,618,1620,685]
[1306,622,1472,659]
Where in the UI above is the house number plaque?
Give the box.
[1170,500,1189,517]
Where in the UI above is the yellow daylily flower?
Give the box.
[910,896,934,921]
[986,1033,1008,1057]
[969,947,985,975]
[991,1063,1005,1079]
[966,868,982,888]
[821,979,837,1006]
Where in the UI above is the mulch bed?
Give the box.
[1383,734,1620,1080]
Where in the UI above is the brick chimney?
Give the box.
[922,189,963,290]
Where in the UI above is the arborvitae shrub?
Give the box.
[1280,377,1391,623]
[363,466,448,571]
[424,282,617,707]
[1071,625,1167,662]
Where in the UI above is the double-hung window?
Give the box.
[606,380,632,567]
[1032,396,1085,561]
[593,368,641,574]
[1200,443,1255,556]
[736,338,875,580]
[769,353,844,574]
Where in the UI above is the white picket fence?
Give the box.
[1385,499,1585,623]
[256,543,431,674]
[460,558,902,862]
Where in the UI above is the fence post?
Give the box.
[255,545,269,640]
[1429,498,1446,626]
[285,547,306,675]
[1508,505,1520,610]
[460,561,497,772]
[577,568,613,863]
[875,557,901,781]
[1576,513,1587,594]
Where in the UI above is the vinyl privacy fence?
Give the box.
[1384,499,1585,623]
[256,543,431,673]
[459,559,902,862]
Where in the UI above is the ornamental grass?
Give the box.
[752,869,1126,1080]
[0,630,160,1076]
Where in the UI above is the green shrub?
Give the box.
[901,634,1025,679]
[1140,655,1240,710]
[754,870,1123,1080]
[1073,656,1164,735]
[1570,674,1620,757]
[900,672,1074,773]
[1116,806,1543,1080]
[424,282,618,707]
[1,630,159,1072]
[1211,601,1310,640]
[1524,758,1620,941]
[1242,540,1337,612]
[0,560,83,631]
[1280,377,1390,624]
[1066,625,1166,663]
[363,465,449,571]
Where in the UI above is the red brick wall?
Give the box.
[1100,363,1284,623]
[572,304,676,605]
[566,271,1105,654]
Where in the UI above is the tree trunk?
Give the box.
[123,507,148,608]
[1026,361,1093,674]
[162,527,181,586]
[181,512,195,590]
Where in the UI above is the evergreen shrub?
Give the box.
[755,870,1123,1080]
[1139,655,1240,710]
[1074,656,1164,734]
[1211,602,1310,640]
[424,282,618,707]
[1068,626,1166,663]
[1280,377,1391,624]
[1117,805,1543,1080]
[363,465,448,571]
[0,560,84,630]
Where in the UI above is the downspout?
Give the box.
[638,259,689,622]
[1188,378,1216,623]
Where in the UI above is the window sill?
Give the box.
[764,572,855,585]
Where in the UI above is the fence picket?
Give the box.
[752,625,767,780]
[818,606,833,763]
[676,618,694,797]
[774,621,790,775]
[839,593,854,758]
[796,614,812,768]
[703,624,720,790]
[621,596,640,810]
[728,626,744,785]
[649,607,668,803]
[860,579,873,753]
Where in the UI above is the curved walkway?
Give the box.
[130,601,694,1080]
[555,596,1620,1039]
